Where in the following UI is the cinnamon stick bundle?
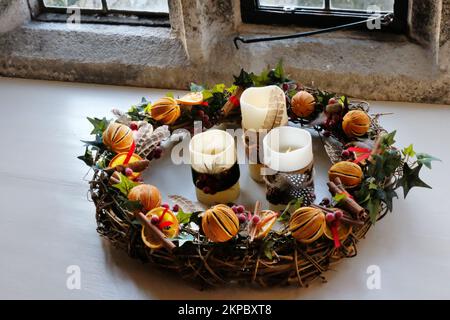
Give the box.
[327,177,366,220]
[222,86,244,116]
[105,160,150,174]
[136,211,176,252]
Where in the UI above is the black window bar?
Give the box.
[36,0,170,27]
[236,0,408,49]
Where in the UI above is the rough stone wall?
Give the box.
[0,0,30,33]
[442,0,450,45]
[0,0,449,104]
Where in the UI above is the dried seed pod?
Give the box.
[149,97,181,125]
[342,110,370,137]
[289,207,326,244]
[291,91,315,118]
[202,204,239,243]
[328,161,363,188]
[128,184,162,212]
[102,122,134,153]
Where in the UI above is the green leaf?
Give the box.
[173,232,195,247]
[78,147,94,166]
[202,90,214,101]
[211,84,226,94]
[87,117,109,135]
[333,193,348,203]
[166,92,175,99]
[112,173,140,196]
[274,59,284,80]
[176,209,193,225]
[397,163,432,198]
[263,240,275,260]
[402,144,416,157]
[278,198,303,222]
[416,153,441,169]
[233,69,254,88]
[381,131,396,149]
[226,85,238,94]
[367,198,381,224]
[81,135,104,149]
[190,83,205,92]
[122,200,143,212]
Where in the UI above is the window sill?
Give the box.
[0,21,189,87]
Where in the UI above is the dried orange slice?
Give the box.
[324,222,352,242]
[109,152,142,180]
[176,92,204,106]
[141,207,180,249]
[255,210,278,240]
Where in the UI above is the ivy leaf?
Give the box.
[397,163,432,198]
[226,85,238,94]
[174,232,195,247]
[190,83,205,92]
[274,59,284,80]
[384,187,398,212]
[87,117,109,136]
[78,147,94,166]
[176,209,192,225]
[166,92,175,99]
[211,84,226,94]
[402,144,416,157]
[202,90,214,101]
[263,240,275,260]
[112,173,140,196]
[381,131,396,149]
[416,153,441,169]
[122,200,143,212]
[233,69,254,88]
[367,198,381,224]
[81,134,104,149]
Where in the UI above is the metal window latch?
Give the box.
[233,13,394,50]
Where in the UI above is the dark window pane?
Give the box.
[259,0,325,9]
[43,0,102,9]
[331,0,394,11]
[106,0,169,13]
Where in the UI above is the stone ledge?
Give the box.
[0,20,448,104]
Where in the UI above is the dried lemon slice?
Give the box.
[176,92,204,106]
[141,207,180,249]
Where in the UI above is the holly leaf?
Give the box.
[112,173,140,196]
[397,163,432,198]
[416,153,441,169]
[190,83,205,92]
[87,117,109,136]
[174,232,195,247]
[176,209,193,225]
[402,144,416,157]
[367,198,381,224]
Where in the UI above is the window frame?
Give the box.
[241,0,408,33]
[37,0,170,27]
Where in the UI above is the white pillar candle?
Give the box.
[262,126,313,173]
[240,85,288,131]
[189,129,240,205]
